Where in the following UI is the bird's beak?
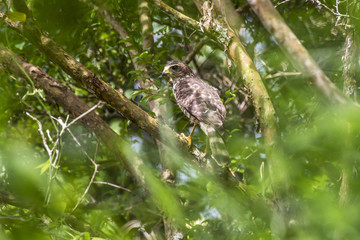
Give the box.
[162,66,170,76]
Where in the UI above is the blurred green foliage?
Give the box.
[0,0,360,239]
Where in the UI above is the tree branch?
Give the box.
[149,0,278,145]
[0,46,140,180]
[150,0,286,190]
[2,7,190,150]
[183,37,207,64]
[247,0,348,104]
[342,23,358,99]
[0,46,187,226]
[339,0,358,208]
[139,0,155,52]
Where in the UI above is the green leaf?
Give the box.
[230,129,240,134]
[36,161,50,175]
[100,32,109,40]
[124,89,134,99]
[83,232,91,240]
[14,42,26,50]
[7,11,27,22]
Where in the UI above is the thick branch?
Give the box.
[194,0,290,198]
[137,0,178,186]
[247,0,348,104]
[5,1,214,173]
[0,44,188,226]
[150,0,201,31]
[150,0,291,213]
[150,0,278,145]
[0,11,189,149]
[0,46,143,182]
[226,25,277,147]
[151,0,280,175]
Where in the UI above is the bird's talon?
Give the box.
[180,133,192,146]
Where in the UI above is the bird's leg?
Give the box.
[188,121,197,143]
[204,136,209,155]
[181,121,198,146]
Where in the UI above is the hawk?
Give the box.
[162,61,229,166]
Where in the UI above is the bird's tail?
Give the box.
[200,123,230,166]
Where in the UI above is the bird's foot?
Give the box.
[180,133,192,146]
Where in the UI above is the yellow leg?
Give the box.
[204,137,209,155]
[181,122,198,146]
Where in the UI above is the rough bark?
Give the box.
[0,1,275,230]
[0,45,144,184]
[150,0,278,145]
[150,0,290,195]
[0,46,188,228]
[1,8,190,150]
[213,0,291,190]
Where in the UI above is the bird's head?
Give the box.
[162,61,193,78]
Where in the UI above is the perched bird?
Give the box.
[162,61,229,166]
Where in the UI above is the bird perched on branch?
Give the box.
[162,61,229,166]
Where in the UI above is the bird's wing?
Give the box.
[173,78,225,128]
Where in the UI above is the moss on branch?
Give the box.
[0,11,190,150]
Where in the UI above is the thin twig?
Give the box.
[183,37,207,64]
[72,164,98,212]
[275,0,290,8]
[26,112,57,204]
[71,139,99,212]
[67,101,103,128]
[26,112,52,158]
[27,102,103,205]
[67,129,97,165]
[311,0,357,27]
[93,181,131,192]
[265,71,302,79]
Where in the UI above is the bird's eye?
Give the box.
[171,65,179,71]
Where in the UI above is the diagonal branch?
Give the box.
[0,45,136,177]
[0,39,272,230]
[0,46,187,224]
[247,0,348,104]
[2,6,190,150]
[87,0,210,168]
[149,0,278,145]
[149,0,283,187]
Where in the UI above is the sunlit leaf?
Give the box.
[37,161,50,175]
[7,11,26,22]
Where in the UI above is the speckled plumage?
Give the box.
[162,61,229,165]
